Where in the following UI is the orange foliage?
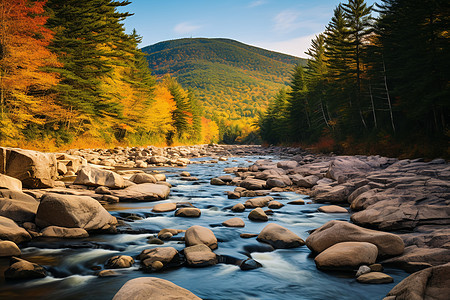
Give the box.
[0,0,64,138]
[145,84,176,135]
[201,117,219,144]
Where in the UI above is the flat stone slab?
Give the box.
[111,183,170,201]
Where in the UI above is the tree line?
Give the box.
[0,0,218,150]
[257,0,449,158]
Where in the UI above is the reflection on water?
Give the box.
[0,156,408,299]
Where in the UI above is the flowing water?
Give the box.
[0,156,408,299]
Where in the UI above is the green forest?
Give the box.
[0,0,218,150]
[142,38,306,142]
[257,0,449,158]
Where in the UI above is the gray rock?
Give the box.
[111,183,170,201]
[74,165,125,188]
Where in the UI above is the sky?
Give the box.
[121,0,378,59]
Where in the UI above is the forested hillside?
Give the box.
[142,38,306,142]
[258,0,449,158]
[0,0,218,150]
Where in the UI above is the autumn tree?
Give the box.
[0,0,64,141]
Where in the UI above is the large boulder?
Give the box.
[111,183,170,201]
[0,195,39,223]
[306,220,404,257]
[184,244,218,267]
[384,263,450,300]
[113,277,201,300]
[314,241,378,271]
[4,257,47,280]
[0,216,31,243]
[248,207,268,222]
[0,241,21,257]
[257,223,305,249]
[326,156,372,182]
[35,193,117,231]
[0,174,22,191]
[185,225,218,250]
[73,165,125,189]
[0,147,57,188]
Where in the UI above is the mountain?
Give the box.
[141,38,306,127]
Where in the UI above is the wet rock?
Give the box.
[175,207,201,218]
[0,241,21,257]
[248,208,268,222]
[240,233,258,239]
[382,245,450,271]
[152,203,177,213]
[218,175,233,183]
[240,258,263,270]
[244,196,273,208]
[180,171,191,177]
[35,193,117,231]
[0,216,31,243]
[147,238,164,245]
[184,244,217,267]
[240,178,267,190]
[231,203,245,212]
[73,165,125,189]
[185,225,218,250]
[0,174,22,191]
[356,265,371,277]
[111,183,170,201]
[314,242,378,271]
[150,261,164,271]
[306,220,404,257]
[357,272,394,284]
[268,200,284,209]
[0,195,39,223]
[105,255,134,269]
[266,177,287,188]
[287,199,305,205]
[112,277,201,300]
[4,257,47,280]
[40,226,89,238]
[222,217,245,227]
[384,262,450,300]
[318,205,348,213]
[0,147,58,188]
[210,178,226,185]
[98,270,119,277]
[227,191,241,199]
[241,190,270,197]
[130,173,156,184]
[139,247,178,270]
[158,228,185,239]
[369,263,384,272]
[257,223,305,249]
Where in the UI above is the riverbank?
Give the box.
[0,145,448,299]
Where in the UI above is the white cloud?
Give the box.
[174,22,202,35]
[254,33,320,58]
[273,10,301,32]
[248,0,267,8]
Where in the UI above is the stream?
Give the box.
[0,155,408,299]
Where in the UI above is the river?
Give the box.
[0,155,408,299]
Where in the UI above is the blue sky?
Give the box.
[122,0,377,58]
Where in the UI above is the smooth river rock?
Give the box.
[4,257,47,280]
[384,262,450,300]
[0,216,31,243]
[314,241,378,271]
[111,183,170,201]
[0,241,21,257]
[357,272,394,284]
[152,202,177,213]
[40,226,89,238]
[0,174,22,191]
[257,223,305,249]
[222,217,245,227]
[113,277,201,300]
[248,207,268,222]
[244,196,273,208]
[306,220,404,257]
[0,195,39,223]
[130,173,156,184]
[105,255,134,269]
[175,207,201,218]
[185,225,218,250]
[318,205,348,213]
[73,165,125,189]
[35,193,117,231]
[0,147,57,188]
[139,247,178,271]
[184,244,218,267]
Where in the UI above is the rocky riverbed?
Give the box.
[0,144,448,299]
